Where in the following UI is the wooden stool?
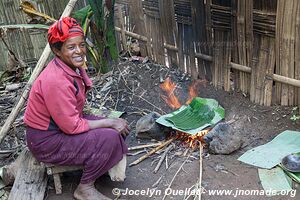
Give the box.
[45,164,83,194]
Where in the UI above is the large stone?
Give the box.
[203,122,243,154]
[135,112,169,141]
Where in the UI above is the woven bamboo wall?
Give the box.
[0,0,88,70]
[1,0,299,108]
[115,0,300,107]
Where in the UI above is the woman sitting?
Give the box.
[24,17,129,200]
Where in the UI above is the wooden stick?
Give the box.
[231,63,300,88]
[154,145,173,173]
[128,142,162,151]
[129,138,175,167]
[198,142,203,200]
[115,27,148,42]
[0,0,79,144]
[151,175,163,188]
[165,153,169,169]
[162,152,191,200]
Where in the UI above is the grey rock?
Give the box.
[135,112,169,141]
[203,122,243,154]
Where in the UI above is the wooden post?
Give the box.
[159,0,178,67]
[116,5,127,52]
[129,0,148,56]
[191,0,211,80]
[295,2,300,106]
[8,149,48,200]
[0,0,79,144]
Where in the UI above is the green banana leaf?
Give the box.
[166,97,216,130]
[279,164,300,184]
[72,5,93,33]
[85,107,124,118]
[88,0,118,73]
[72,6,101,71]
[258,167,293,196]
[156,97,225,134]
[238,131,300,169]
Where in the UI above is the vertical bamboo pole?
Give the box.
[191,0,210,80]
[295,2,300,106]
[237,0,246,92]
[144,14,153,59]
[177,23,185,72]
[280,1,292,105]
[245,0,253,94]
[275,0,284,105]
[155,17,165,65]
[224,32,231,91]
[262,37,275,106]
[116,4,127,52]
[205,0,212,56]
[288,0,297,106]
[190,42,197,79]
[212,31,219,88]
[129,0,148,56]
[250,35,259,102]
[159,0,178,67]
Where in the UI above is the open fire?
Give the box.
[159,77,207,109]
[159,77,181,109]
[160,77,209,148]
[176,129,209,149]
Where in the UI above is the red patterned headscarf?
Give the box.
[48,17,84,44]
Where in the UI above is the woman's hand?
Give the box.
[110,118,130,137]
[87,118,130,137]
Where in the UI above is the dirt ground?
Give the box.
[1,58,300,200]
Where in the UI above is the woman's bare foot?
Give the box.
[74,182,111,200]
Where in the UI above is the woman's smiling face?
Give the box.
[55,35,86,69]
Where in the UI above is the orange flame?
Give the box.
[159,77,181,109]
[185,79,207,105]
[176,129,209,149]
[160,78,207,109]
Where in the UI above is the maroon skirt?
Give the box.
[26,115,128,184]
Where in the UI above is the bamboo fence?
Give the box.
[114,0,300,108]
[1,0,300,108]
[0,0,87,70]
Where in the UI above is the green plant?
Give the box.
[290,107,300,121]
[290,114,300,121]
[72,0,118,73]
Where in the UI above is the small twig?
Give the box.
[128,142,162,151]
[151,157,160,167]
[226,119,236,124]
[154,145,173,173]
[152,175,163,188]
[183,148,190,157]
[196,142,203,200]
[183,184,197,200]
[127,105,154,114]
[128,121,135,128]
[127,111,145,116]
[165,154,169,169]
[127,150,146,156]
[130,82,135,104]
[129,138,175,167]
[114,73,122,110]
[181,166,188,174]
[124,91,166,114]
[162,153,192,200]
